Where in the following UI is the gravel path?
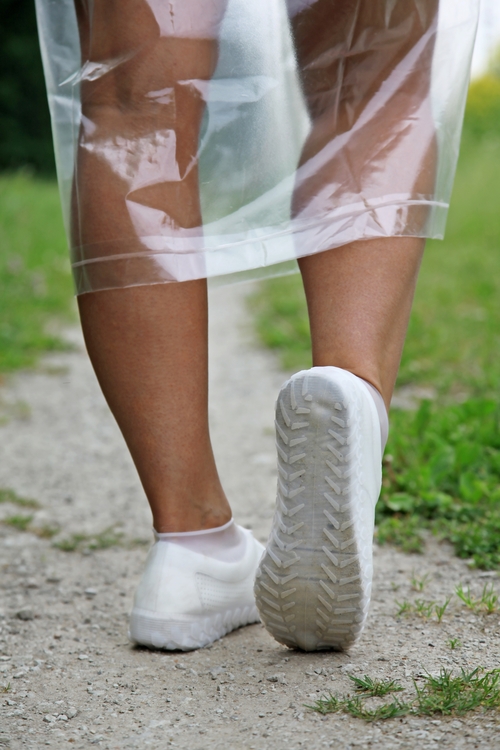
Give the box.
[1,284,499,749]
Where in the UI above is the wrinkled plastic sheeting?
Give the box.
[35,0,479,294]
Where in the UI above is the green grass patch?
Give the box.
[377,398,500,568]
[0,171,74,372]
[309,668,500,721]
[52,527,149,553]
[0,487,40,508]
[3,514,34,531]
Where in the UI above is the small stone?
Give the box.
[266,675,279,683]
[209,667,225,679]
[78,654,88,661]
[46,575,62,584]
[16,608,34,621]
[57,715,68,722]
[66,708,78,719]
[84,589,97,597]
[175,663,187,670]
[258,713,265,718]
[43,715,57,723]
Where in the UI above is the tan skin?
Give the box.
[75,0,436,532]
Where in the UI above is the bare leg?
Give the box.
[74,0,229,532]
[290,0,438,406]
[299,238,424,409]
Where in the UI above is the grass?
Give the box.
[251,81,500,569]
[0,171,74,373]
[396,583,499,622]
[395,596,451,622]
[3,514,33,531]
[309,667,500,721]
[455,583,499,614]
[0,487,40,508]
[52,527,148,553]
[411,573,432,591]
[349,674,403,698]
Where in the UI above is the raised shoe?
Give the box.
[254,366,382,651]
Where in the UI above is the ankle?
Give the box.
[152,501,232,534]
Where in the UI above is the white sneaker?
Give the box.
[254,367,382,652]
[129,527,265,651]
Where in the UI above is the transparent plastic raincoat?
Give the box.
[35,0,479,294]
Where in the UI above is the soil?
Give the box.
[1,284,499,749]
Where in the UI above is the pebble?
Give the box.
[46,575,62,584]
[78,654,89,660]
[16,608,34,621]
[209,667,225,679]
[84,588,97,597]
[43,715,57,723]
[66,708,78,719]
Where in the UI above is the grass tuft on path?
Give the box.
[0,171,74,373]
[309,667,500,721]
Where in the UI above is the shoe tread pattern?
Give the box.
[255,371,372,651]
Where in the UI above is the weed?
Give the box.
[435,597,452,623]
[414,599,436,619]
[395,597,450,623]
[456,583,499,614]
[52,527,137,553]
[411,573,431,591]
[32,524,60,539]
[479,584,499,614]
[447,638,462,650]
[349,675,404,698]
[308,694,343,715]
[0,488,40,508]
[309,668,500,722]
[343,696,411,722]
[1,683,11,693]
[414,668,500,716]
[53,533,88,552]
[456,584,476,610]
[396,600,413,616]
[3,514,33,531]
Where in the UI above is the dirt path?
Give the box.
[0,284,498,749]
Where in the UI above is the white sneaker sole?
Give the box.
[255,367,381,652]
[129,604,260,651]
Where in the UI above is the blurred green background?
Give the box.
[1,9,500,567]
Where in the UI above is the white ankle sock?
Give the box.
[357,377,389,451]
[154,519,248,563]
